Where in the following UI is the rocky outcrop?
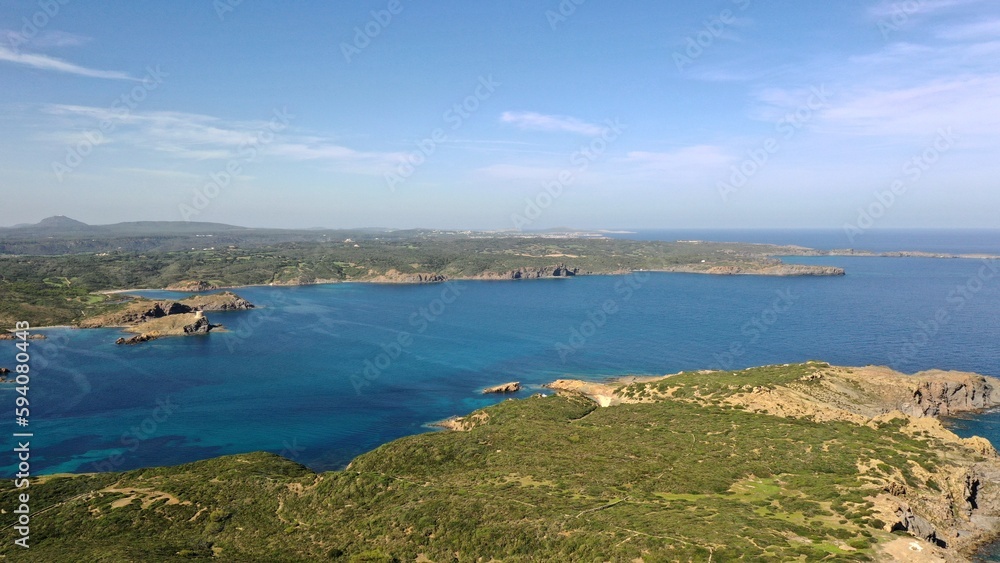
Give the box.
[115,312,219,345]
[483,382,520,394]
[182,292,255,311]
[182,316,211,334]
[472,264,581,280]
[703,264,845,276]
[430,411,491,432]
[80,302,170,327]
[0,333,47,340]
[116,334,158,345]
[895,506,943,546]
[545,379,622,407]
[165,280,219,292]
[368,270,448,283]
[80,292,254,328]
[904,377,997,417]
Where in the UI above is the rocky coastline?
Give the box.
[73,291,252,344]
[537,363,1000,560]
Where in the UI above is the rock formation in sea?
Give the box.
[483,382,521,394]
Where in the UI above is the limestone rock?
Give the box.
[116,333,158,345]
[895,506,942,545]
[182,316,212,334]
[905,377,997,417]
[483,382,521,394]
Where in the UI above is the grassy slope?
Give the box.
[0,238,808,328]
[0,364,971,562]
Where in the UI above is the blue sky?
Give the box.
[1,0,998,230]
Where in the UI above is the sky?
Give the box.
[1,0,998,230]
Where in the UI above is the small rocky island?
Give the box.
[483,381,521,394]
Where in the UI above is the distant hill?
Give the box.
[0,217,428,255]
[29,215,92,231]
[5,216,249,234]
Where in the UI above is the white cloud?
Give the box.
[623,145,732,171]
[819,75,1000,138]
[0,45,134,80]
[39,104,407,171]
[500,111,607,136]
[936,18,1000,40]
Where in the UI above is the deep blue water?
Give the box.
[3,250,999,478]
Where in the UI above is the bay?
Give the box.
[4,248,999,478]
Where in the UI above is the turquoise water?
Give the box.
[3,252,1000,477]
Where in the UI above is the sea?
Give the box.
[3,228,1000,554]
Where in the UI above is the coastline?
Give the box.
[434,363,1000,560]
[87,248,1000,297]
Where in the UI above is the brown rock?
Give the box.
[483,382,521,394]
[116,333,158,345]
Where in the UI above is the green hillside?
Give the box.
[3,363,989,562]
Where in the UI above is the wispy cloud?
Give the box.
[936,18,1000,40]
[0,45,134,80]
[500,111,606,136]
[1,29,92,49]
[745,0,1000,144]
[40,105,406,171]
[623,145,732,171]
[819,75,1000,138]
[867,0,988,19]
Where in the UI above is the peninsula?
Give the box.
[0,218,852,328]
[3,362,998,561]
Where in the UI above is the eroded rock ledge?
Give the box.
[483,382,521,394]
[541,363,1000,560]
[81,291,254,328]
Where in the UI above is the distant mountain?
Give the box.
[4,217,250,235]
[28,215,92,231]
